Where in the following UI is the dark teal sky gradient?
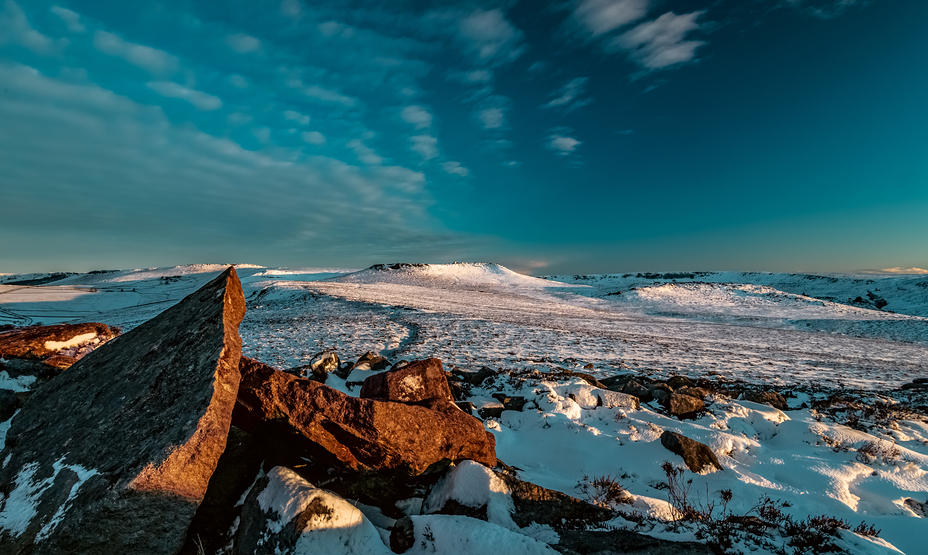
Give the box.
[1,0,925,274]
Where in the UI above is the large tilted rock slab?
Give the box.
[0,322,120,367]
[0,267,246,555]
[660,431,723,474]
[234,357,496,474]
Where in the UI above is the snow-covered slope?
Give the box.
[331,262,565,289]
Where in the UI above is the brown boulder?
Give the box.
[663,393,705,418]
[0,322,119,361]
[0,267,245,555]
[234,357,496,474]
[660,431,723,473]
[741,391,788,410]
[360,358,454,405]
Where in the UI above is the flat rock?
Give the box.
[0,322,119,361]
[660,431,723,473]
[360,358,454,405]
[234,357,496,474]
[0,267,246,555]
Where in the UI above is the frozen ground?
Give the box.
[2,262,927,553]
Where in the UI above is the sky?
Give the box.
[0,0,926,275]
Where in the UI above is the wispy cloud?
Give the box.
[455,9,526,66]
[546,127,582,158]
[447,69,494,84]
[401,105,433,130]
[442,161,469,177]
[225,33,261,54]
[0,1,60,55]
[878,267,928,275]
[50,5,85,33]
[146,81,222,111]
[782,0,873,19]
[284,110,310,125]
[610,11,706,70]
[302,131,326,146]
[410,134,438,161]
[572,0,649,37]
[94,30,178,75]
[302,84,357,107]
[347,138,383,165]
[542,77,593,112]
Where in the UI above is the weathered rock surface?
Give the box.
[360,358,454,405]
[667,375,695,390]
[741,390,788,410]
[677,386,708,400]
[554,529,714,555]
[596,389,640,410]
[0,267,246,555]
[0,322,120,364]
[234,357,496,474]
[179,427,264,555]
[660,430,723,473]
[663,393,705,418]
[235,466,392,555]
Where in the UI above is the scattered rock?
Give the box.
[902,382,928,391]
[456,401,475,415]
[234,357,496,474]
[452,366,496,386]
[492,393,528,412]
[357,351,390,371]
[676,386,708,400]
[0,267,246,554]
[660,431,723,473]
[502,473,613,529]
[552,368,607,389]
[360,358,454,405]
[583,363,595,369]
[621,380,653,402]
[663,393,705,418]
[741,391,789,410]
[235,466,392,555]
[390,516,416,552]
[478,401,505,419]
[667,376,695,390]
[598,374,635,391]
[651,387,672,403]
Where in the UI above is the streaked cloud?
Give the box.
[456,9,525,66]
[347,138,383,165]
[401,105,433,130]
[0,1,59,55]
[572,0,649,37]
[302,84,357,107]
[442,161,469,177]
[50,5,85,33]
[284,110,310,125]
[146,81,222,111]
[610,11,706,69]
[94,30,178,75]
[879,267,928,275]
[542,77,593,112]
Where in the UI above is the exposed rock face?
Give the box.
[0,322,120,367]
[660,431,723,473]
[360,358,454,405]
[742,391,788,410]
[0,267,246,555]
[663,393,705,418]
[235,466,392,555]
[234,357,496,474]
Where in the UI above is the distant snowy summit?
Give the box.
[331,262,563,289]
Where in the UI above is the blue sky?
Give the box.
[1,0,925,275]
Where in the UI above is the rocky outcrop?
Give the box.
[234,357,496,474]
[0,267,246,555]
[554,529,714,555]
[0,322,119,368]
[360,358,454,405]
[660,431,723,473]
[235,466,392,555]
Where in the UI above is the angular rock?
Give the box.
[0,322,119,361]
[667,376,695,390]
[901,382,928,391]
[904,498,927,518]
[622,380,653,402]
[360,358,454,405]
[651,387,672,403]
[235,466,392,555]
[598,374,634,391]
[308,351,339,382]
[663,393,705,418]
[493,393,529,412]
[660,430,723,473]
[677,386,708,400]
[357,351,390,371]
[595,389,640,410]
[234,357,496,474]
[0,267,246,555]
[741,391,788,410]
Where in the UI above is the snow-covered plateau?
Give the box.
[1,262,927,554]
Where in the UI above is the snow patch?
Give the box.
[44,332,98,351]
